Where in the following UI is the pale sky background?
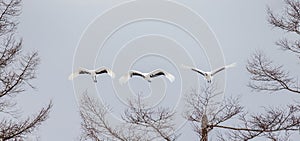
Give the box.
[13,0,300,140]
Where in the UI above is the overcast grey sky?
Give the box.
[15,0,300,140]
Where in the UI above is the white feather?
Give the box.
[68,72,78,80]
[181,64,192,70]
[164,72,175,82]
[68,67,90,80]
[119,73,130,85]
[109,70,115,78]
[225,63,236,68]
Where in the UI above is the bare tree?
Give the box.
[184,85,242,141]
[246,0,300,94]
[227,0,300,140]
[0,0,52,140]
[247,0,300,94]
[123,96,178,141]
[80,94,122,141]
[185,85,300,141]
[0,103,52,140]
[267,0,300,61]
[247,51,300,94]
[220,104,300,140]
[79,93,178,141]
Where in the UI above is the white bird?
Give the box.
[69,67,115,83]
[182,63,236,83]
[119,69,175,84]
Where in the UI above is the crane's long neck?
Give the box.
[91,72,97,83]
[93,76,97,83]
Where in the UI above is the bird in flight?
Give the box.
[182,63,236,83]
[69,67,115,83]
[119,69,175,84]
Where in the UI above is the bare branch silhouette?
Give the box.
[0,102,52,140]
[268,0,300,59]
[217,104,300,140]
[79,94,130,141]
[247,51,300,94]
[0,0,52,140]
[267,0,300,35]
[185,85,300,140]
[79,94,178,141]
[123,96,178,141]
[184,85,243,141]
[0,0,21,36]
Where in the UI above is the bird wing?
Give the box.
[129,70,145,78]
[211,63,236,76]
[78,67,91,74]
[211,66,226,76]
[95,67,115,78]
[226,62,236,68]
[68,67,90,80]
[181,64,205,76]
[119,70,145,85]
[149,69,175,82]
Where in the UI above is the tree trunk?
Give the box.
[201,114,208,141]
